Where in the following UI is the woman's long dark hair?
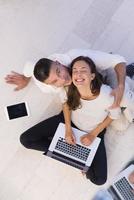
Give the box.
[67,56,102,110]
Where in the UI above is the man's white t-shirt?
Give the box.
[23,49,126,96]
[71,84,121,133]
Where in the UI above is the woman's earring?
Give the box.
[91,74,95,80]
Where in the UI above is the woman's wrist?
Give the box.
[65,123,72,131]
[65,125,73,135]
[88,130,98,137]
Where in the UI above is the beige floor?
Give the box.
[0,1,134,200]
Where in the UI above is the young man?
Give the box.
[5,49,126,108]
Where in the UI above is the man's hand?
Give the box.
[80,133,96,146]
[109,85,125,109]
[5,71,31,91]
[65,129,76,145]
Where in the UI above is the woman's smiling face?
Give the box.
[72,60,95,88]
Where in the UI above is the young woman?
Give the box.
[62,56,121,185]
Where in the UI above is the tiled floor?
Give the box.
[0,1,134,200]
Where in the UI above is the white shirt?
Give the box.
[71,84,121,133]
[23,49,126,95]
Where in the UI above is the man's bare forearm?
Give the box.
[115,62,126,87]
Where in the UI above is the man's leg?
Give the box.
[20,112,65,152]
[86,129,107,185]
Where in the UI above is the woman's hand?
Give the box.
[65,129,76,145]
[80,133,96,146]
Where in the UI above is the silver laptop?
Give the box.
[47,122,101,172]
[107,164,134,200]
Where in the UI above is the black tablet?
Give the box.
[5,102,30,120]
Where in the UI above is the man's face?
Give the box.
[44,61,72,87]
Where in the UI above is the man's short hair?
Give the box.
[34,58,53,82]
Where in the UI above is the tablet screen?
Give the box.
[6,102,29,120]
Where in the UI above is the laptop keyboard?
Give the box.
[114,177,134,200]
[55,137,90,161]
